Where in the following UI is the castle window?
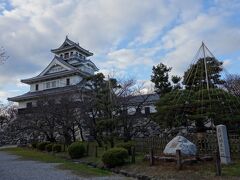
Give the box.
[46,82,51,89]
[136,107,141,114]
[145,107,150,115]
[52,81,56,88]
[64,53,69,59]
[66,78,70,85]
[70,52,73,56]
[60,54,63,58]
[26,102,32,108]
[35,84,39,91]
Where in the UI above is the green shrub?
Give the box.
[116,142,134,155]
[102,148,128,167]
[45,144,53,152]
[31,142,38,149]
[37,142,50,151]
[68,142,85,159]
[53,144,62,153]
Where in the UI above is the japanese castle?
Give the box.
[8,36,99,109]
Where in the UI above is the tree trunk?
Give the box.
[196,120,206,132]
[78,125,85,141]
[71,127,76,142]
[110,137,114,148]
[64,132,72,145]
[96,138,103,147]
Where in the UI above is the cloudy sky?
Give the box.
[0,0,240,103]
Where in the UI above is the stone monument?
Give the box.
[216,124,231,164]
[163,136,197,156]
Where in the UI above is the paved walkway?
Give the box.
[0,150,129,180]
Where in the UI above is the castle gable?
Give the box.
[39,56,75,77]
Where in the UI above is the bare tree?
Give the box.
[54,95,81,145]
[7,74,158,146]
[115,79,155,141]
[13,97,58,143]
[224,74,240,96]
[0,47,8,64]
[79,74,158,144]
[0,103,18,145]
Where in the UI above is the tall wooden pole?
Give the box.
[108,75,113,120]
[202,42,210,91]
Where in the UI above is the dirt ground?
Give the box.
[114,159,240,180]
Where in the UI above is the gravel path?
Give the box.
[0,151,129,180]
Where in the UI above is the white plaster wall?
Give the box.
[70,75,82,85]
[59,75,82,86]
[78,65,94,75]
[150,105,157,113]
[19,100,37,109]
[30,82,44,92]
[127,105,157,115]
[68,59,79,64]
[141,105,157,113]
[29,75,83,92]
[127,107,136,115]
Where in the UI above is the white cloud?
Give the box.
[104,48,158,70]
[137,80,155,94]
[0,90,19,104]
[223,59,231,68]
[160,10,240,76]
[0,0,239,102]
[99,68,127,80]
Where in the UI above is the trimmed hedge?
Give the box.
[45,144,53,152]
[116,142,134,155]
[53,144,62,153]
[102,148,128,167]
[31,142,38,149]
[37,142,50,151]
[68,142,85,159]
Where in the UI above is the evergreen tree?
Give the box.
[154,88,240,132]
[85,73,119,146]
[183,57,225,90]
[154,57,240,132]
[171,75,182,90]
[151,63,172,95]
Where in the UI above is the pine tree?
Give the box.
[151,63,172,95]
[183,57,225,90]
[154,55,240,132]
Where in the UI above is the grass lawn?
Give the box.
[115,159,216,179]
[222,160,240,177]
[0,147,111,177]
[116,157,240,179]
[2,144,240,179]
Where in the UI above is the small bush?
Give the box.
[45,144,53,152]
[53,144,62,153]
[37,142,50,151]
[31,142,38,149]
[68,142,85,159]
[102,148,128,167]
[116,142,134,155]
